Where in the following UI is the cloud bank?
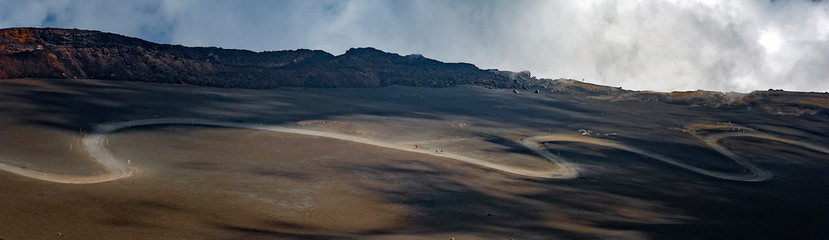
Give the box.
[2,0,828,92]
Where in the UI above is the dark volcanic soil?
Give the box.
[1,78,828,239]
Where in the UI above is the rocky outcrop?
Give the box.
[0,27,515,88]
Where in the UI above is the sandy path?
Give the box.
[687,124,829,181]
[526,124,829,182]
[0,118,574,184]
[0,121,131,184]
[3,119,824,184]
[523,134,772,182]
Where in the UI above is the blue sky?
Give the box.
[2,0,828,92]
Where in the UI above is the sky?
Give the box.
[1,0,828,92]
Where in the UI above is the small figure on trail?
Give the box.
[415,145,418,149]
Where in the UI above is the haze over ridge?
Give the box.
[2,0,828,92]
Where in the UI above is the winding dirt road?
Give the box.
[523,134,772,182]
[0,118,574,184]
[687,124,829,181]
[1,119,826,184]
[525,124,829,182]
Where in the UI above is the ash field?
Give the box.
[1,28,829,240]
[2,78,829,240]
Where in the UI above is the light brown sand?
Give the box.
[1,118,573,183]
[1,125,670,239]
[0,121,104,175]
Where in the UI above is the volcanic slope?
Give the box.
[2,78,829,239]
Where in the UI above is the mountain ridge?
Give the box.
[2,27,828,115]
[0,27,517,88]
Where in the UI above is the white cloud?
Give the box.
[759,29,783,53]
[1,0,828,92]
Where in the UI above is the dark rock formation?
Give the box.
[0,27,515,88]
